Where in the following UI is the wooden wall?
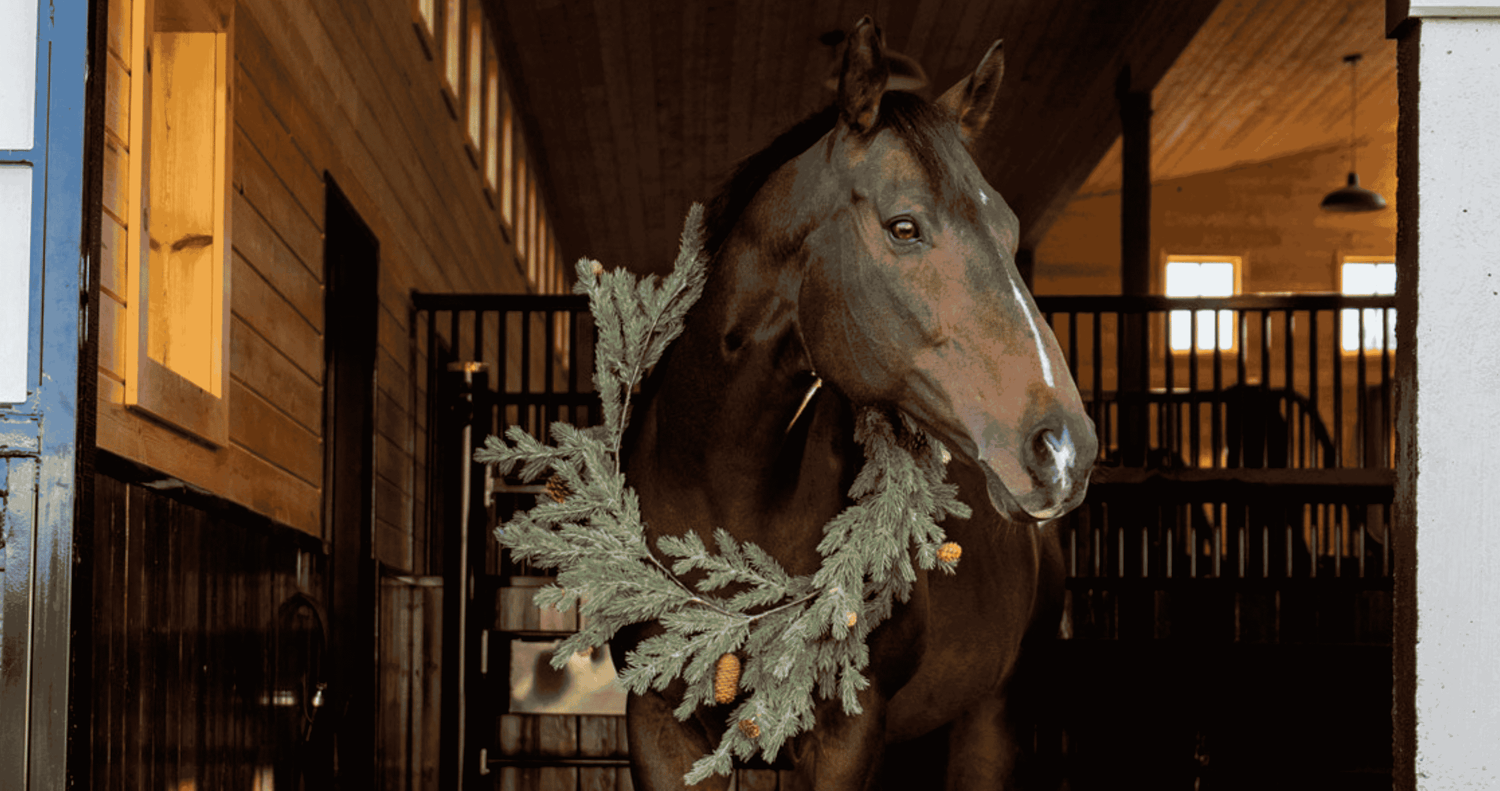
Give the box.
[96,0,548,577]
[88,467,329,790]
[1033,136,1398,296]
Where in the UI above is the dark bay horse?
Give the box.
[614,18,1097,790]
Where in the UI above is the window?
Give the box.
[1165,257,1238,352]
[514,136,528,256]
[465,0,482,151]
[442,0,461,108]
[527,178,539,285]
[500,89,513,223]
[124,0,233,444]
[1341,257,1396,351]
[483,30,501,192]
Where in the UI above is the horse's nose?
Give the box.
[1019,419,1096,519]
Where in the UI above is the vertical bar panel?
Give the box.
[544,309,556,435]
[1284,311,1295,466]
[1092,312,1103,446]
[1189,310,1200,467]
[1309,310,1320,466]
[1358,307,1369,467]
[1261,311,1272,464]
[1333,306,1344,467]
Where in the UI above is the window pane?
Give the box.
[1342,261,1396,295]
[501,91,513,221]
[1166,258,1237,350]
[147,31,221,392]
[484,37,499,189]
[1200,262,1234,296]
[416,0,434,38]
[1164,261,1199,297]
[1341,260,1396,350]
[466,0,481,145]
[444,0,460,93]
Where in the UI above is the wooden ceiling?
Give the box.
[493,0,1222,274]
[492,0,1391,276]
[1078,0,1397,195]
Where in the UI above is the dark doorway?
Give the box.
[319,177,380,790]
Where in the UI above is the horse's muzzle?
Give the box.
[985,418,1097,522]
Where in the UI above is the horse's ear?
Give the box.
[937,39,1005,145]
[838,17,889,133]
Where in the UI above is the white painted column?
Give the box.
[1391,2,1500,788]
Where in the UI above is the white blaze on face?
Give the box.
[1011,280,1055,388]
[978,188,989,206]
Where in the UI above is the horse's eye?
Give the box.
[887,218,921,242]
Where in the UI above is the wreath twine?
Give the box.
[475,203,970,783]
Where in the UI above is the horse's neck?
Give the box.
[626,249,857,574]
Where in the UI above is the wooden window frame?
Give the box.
[1163,254,1242,354]
[123,0,234,445]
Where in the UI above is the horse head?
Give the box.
[789,18,1097,523]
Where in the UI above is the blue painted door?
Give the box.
[0,0,95,788]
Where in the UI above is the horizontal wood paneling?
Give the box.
[98,397,322,530]
[103,54,129,145]
[99,0,533,546]
[232,190,323,331]
[229,379,322,486]
[107,0,130,63]
[100,212,126,300]
[230,251,323,382]
[233,125,324,273]
[101,139,128,227]
[235,62,325,231]
[98,293,126,381]
[230,315,321,432]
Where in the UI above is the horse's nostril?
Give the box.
[1027,425,1074,487]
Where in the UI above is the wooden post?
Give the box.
[1118,67,1152,466]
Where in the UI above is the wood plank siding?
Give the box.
[88,467,330,791]
[95,0,563,561]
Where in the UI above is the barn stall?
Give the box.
[0,0,1417,788]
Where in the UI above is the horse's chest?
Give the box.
[882,528,1043,741]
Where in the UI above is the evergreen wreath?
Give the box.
[475,203,971,783]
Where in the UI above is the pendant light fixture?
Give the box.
[1321,53,1387,213]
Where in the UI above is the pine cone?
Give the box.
[738,718,760,739]
[845,611,858,628]
[937,541,962,564]
[545,474,572,503]
[713,653,741,704]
